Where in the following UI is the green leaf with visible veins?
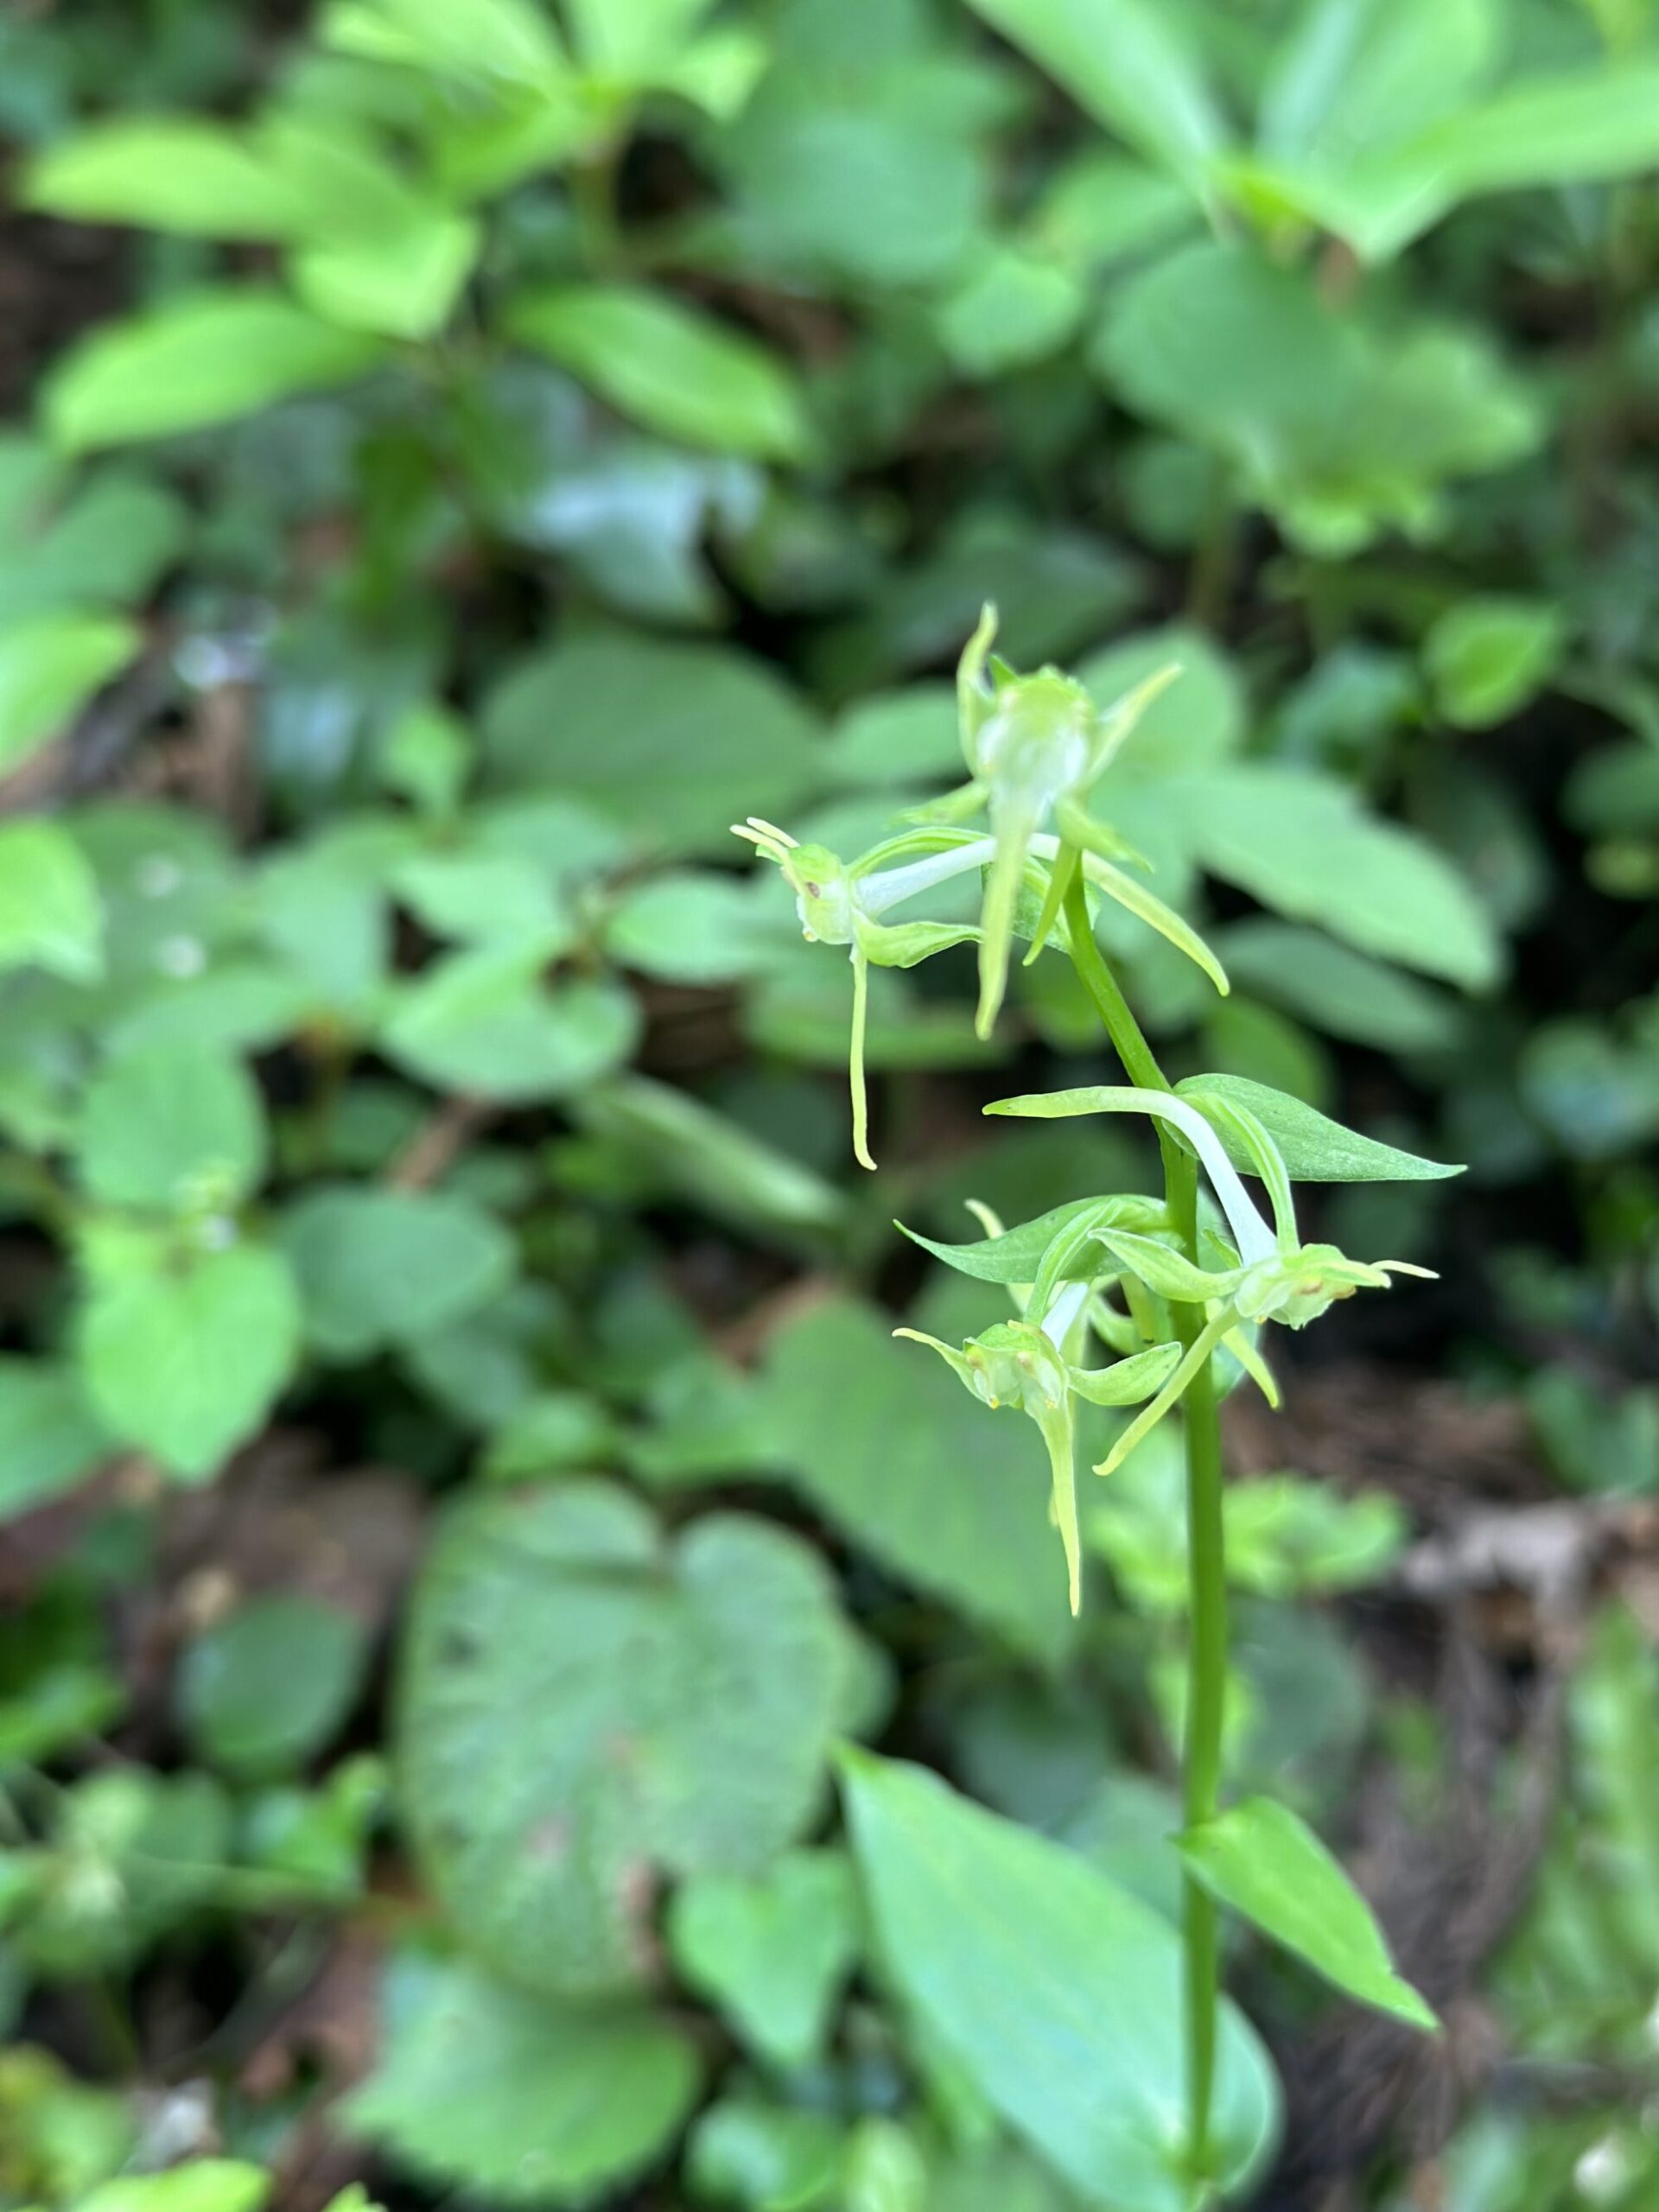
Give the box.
[398,1480,853,1995]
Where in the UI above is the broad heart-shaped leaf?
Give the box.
[1182,765,1500,990]
[277,1185,514,1359]
[758,1299,1077,1666]
[482,632,819,855]
[1423,595,1565,731]
[0,1358,111,1520]
[380,950,639,1101]
[1178,1797,1437,2031]
[965,0,1226,190]
[397,1481,852,1995]
[1173,1074,1461,1183]
[79,1240,302,1480]
[0,820,103,981]
[347,1951,701,2204]
[77,1040,266,1213]
[667,1847,861,2072]
[507,284,809,462]
[841,1752,1279,2209]
[43,290,383,453]
[0,610,139,775]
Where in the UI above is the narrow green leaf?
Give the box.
[0,611,140,776]
[1173,1073,1462,1183]
[508,284,808,461]
[966,0,1227,189]
[25,120,314,238]
[1178,1796,1438,2031]
[897,1197,1164,1287]
[44,290,383,453]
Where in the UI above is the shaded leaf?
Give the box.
[79,1241,301,1479]
[44,290,382,452]
[278,1185,514,1358]
[399,1481,851,1994]
[509,285,808,462]
[77,1039,266,1212]
[760,1299,1076,1664]
[669,1849,860,2073]
[349,1951,701,2203]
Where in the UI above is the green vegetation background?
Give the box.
[1,2,1657,2208]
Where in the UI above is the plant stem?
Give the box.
[1063,875,1228,2190]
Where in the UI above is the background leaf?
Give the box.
[398,1482,853,1994]
[348,1951,702,2202]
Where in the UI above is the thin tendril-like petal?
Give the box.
[1033,1395,1083,1616]
[976,800,1037,1039]
[1022,841,1080,968]
[849,944,874,1172]
[1093,1304,1238,1479]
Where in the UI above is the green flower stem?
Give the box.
[1062,874,1227,2188]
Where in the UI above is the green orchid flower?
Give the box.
[731,817,989,1168]
[944,606,1222,1037]
[894,1280,1181,1613]
[985,1084,1434,1478]
[734,765,1227,1167]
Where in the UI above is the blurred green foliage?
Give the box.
[1,0,1658,2204]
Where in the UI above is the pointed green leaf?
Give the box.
[1178,1796,1437,2031]
[0,611,139,776]
[840,1751,1279,2209]
[44,290,383,452]
[1173,1073,1461,1183]
[896,1196,1163,1287]
[25,120,315,239]
[508,284,808,461]
[667,1848,860,2073]
[964,0,1226,190]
